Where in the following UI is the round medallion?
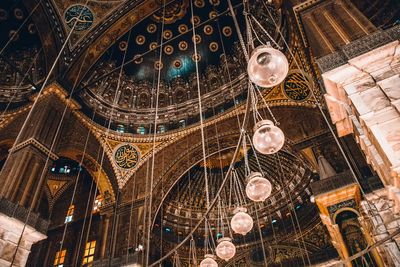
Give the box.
[178,24,188,34]
[222,26,232,37]
[154,60,163,70]
[209,42,218,52]
[192,34,201,44]
[119,41,128,51]
[163,29,173,39]
[147,23,157,33]
[14,8,23,20]
[209,0,220,6]
[282,70,312,102]
[191,16,200,26]
[209,11,217,19]
[164,45,174,55]
[173,59,183,69]
[192,53,201,62]
[149,41,158,50]
[133,54,143,64]
[114,144,140,169]
[178,41,188,51]
[28,23,37,34]
[64,5,94,32]
[9,30,19,41]
[0,9,8,21]
[194,0,205,8]
[203,25,213,35]
[136,35,145,45]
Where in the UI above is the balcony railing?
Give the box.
[0,197,49,234]
[311,171,356,197]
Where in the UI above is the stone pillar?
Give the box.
[0,84,79,266]
[0,212,46,266]
[101,214,110,259]
[292,0,376,58]
[359,190,400,266]
[320,37,400,212]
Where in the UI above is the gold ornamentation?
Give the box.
[282,70,312,102]
[47,179,67,197]
[133,54,143,64]
[192,53,201,62]
[203,24,213,35]
[154,60,163,70]
[173,59,183,69]
[136,35,145,45]
[209,11,217,19]
[164,45,174,55]
[163,29,173,39]
[194,0,205,8]
[222,26,232,37]
[114,144,140,169]
[149,41,158,50]
[178,41,188,51]
[178,24,188,33]
[119,41,128,51]
[192,34,201,44]
[209,42,218,52]
[190,15,200,26]
[209,0,220,6]
[152,0,188,24]
[147,23,157,33]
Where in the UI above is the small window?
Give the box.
[179,120,186,128]
[82,241,96,265]
[116,124,125,133]
[156,124,165,133]
[137,126,145,135]
[93,195,102,214]
[65,205,74,223]
[54,249,66,267]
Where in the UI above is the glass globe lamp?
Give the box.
[200,254,218,267]
[246,172,272,202]
[247,45,289,88]
[216,237,236,261]
[230,207,253,235]
[253,120,284,154]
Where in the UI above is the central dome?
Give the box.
[77,0,283,133]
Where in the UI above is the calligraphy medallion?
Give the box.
[114,144,140,169]
[282,70,311,102]
[64,5,94,32]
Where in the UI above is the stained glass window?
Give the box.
[65,205,74,223]
[92,195,102,214]
[82,241,96,265]
[54,249,66,267]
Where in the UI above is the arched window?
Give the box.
[157,124,165,133]
[93,195,102,214]
[65,205,74,223]
[137,126,145,135]
[82,241,96,265]
[54,249,66,267]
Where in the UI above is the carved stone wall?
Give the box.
[321,38,400,212]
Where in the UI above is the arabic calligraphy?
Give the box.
[114,144,139,169]
[283,71,311,101]
[65,5,94,32]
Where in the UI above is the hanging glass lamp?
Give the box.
[245,172,272,202]
[253,120,284,155]
[230,207,253,235]
[216,237,236,261]
[247,45,289,88]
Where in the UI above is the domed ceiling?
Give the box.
[0,0,45,108]
[154,146,316,244]
[77,0,284,133]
